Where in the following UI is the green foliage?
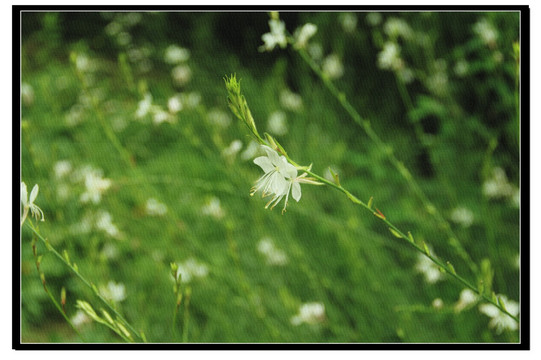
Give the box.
[21,11,520,343]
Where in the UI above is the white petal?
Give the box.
[261,145,281,166]
[270,172,288,195]
[292,181,302,202]
[21,182,28,206]
[29,184,39,204]
[254,156,275,173]
[280,158,298,179]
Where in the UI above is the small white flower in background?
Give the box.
[54,160,73,180]
[222,140,243,160]
[415,251,443,284]
[79,167,112,204]
[135,93,153,118]
[100,242,119,260]
[377,42,403,71]
[339,13,357,33]
[280,88,303,112]
[449,206,474,228]
[479,295,519,333]
[366,12,382,26]
[95,210,121,239]
[384,17,414,40]
[99,281,127,303]
[21,182,45,225]
[432,298,444,310]
[322,54,344,80]
[454,59,469,77]
[454,288,477,313]
[175,258,209,283]
[240,140,260,161]
[257,237,288,266]
[260,18,288,52]
[482,167,517,200]
[183,92,201,109]
[171,64,192,87]
[267,110,288,136]
[291,302,326,326]
[207,108,232,128]
[293,23,317,49]
[152,109,175,125]
[164,45,190,64]
[307,42,323,61]
[397,67,414,84]
[473,18,498,48]
[71,309,91,328]
[201,197,225,219]
[145,198,168,216]
[167,95,183,114]
[21,82,34,107]
[426,60,449,97]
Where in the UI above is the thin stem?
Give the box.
[294,46,479,276]
[298,166,518,323]
[25,222,146,342]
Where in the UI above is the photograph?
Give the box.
[17,7,527,346]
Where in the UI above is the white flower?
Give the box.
[415,252,442,284]
[479,295,519,333]
[164,45,190,64]
[378,42,403,71]
[260,19,287,51]
[95,210,121,238]
[339,13,357,33]
[21,182,44,225]
[454,59,469,77]
[135,93,153,118]
[222,140,243,160]
[307,42,323,61]
[145,198,168,216]
[257,237,288,266]
[473,18,498,47]
[202,197,225,219]
[267,110,288,136]
[71,309,91,328]
[293,23,317,49]
[280,89,303,112]
[153,109,174,125]
[241,140,260,161]
[171,64,192,87]
[454,289,477,312]
[79,167,112,204]
[291,302,326,325]
[100,281,127,303]
[482,167,517,200]
[21,82,34,107]
[384,17,414,40]
[322,54,344,80]
[449,206,474,228]
[175,258,209,283]
[54,160,72,179]
[167,95,183,114]
[432,298,444,310]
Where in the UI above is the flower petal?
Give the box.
[280,157,298,179]
[21,182,28,206]
[292,181,302,202]
[254,156,275,173]
[269,172,288,195]
[29,184,39,204]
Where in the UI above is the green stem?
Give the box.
[294,46,479,277]
[25,222,146,342]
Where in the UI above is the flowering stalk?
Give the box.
[224,74,518,324]
[24,222,146,342]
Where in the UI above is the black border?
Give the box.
[14,4,530,350]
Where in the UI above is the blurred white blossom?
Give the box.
[432,298,444,310]
[260,19,287,51]
[99,281,127,303]
[449,206,474,228]
[482,167,517,200]
[322,54,344,80]
[473,18,498,48]
[207,108,232,128]
[240,140,260,161]
[378,42,403,71]
[222,139,243,160]
[71,310,91,328]
[291,302,326,325]
[78,166,112,204]
[479,295,519,333]
[257,237,288,266]
[307,42,323,61]
[366,12,382,26]
[135,93,153,118]
[454,289,477,312]
[201,196,225,219]
[145,198,168,216]
[21,82,34,107]
[339,13,357,33]
[454,59,469,77]
[280,88,303,112]
[415,252,442,284]
[293,23,317,49]
[171,64,192,87]
[95,210,121,238]
[167,95,183,114]
[164,45,190,64]
[175,257,209,283]
[267,110,288,136]
[54,160,73,179]
[384,17,414,40]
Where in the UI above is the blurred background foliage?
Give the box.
[20,11,520,343]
